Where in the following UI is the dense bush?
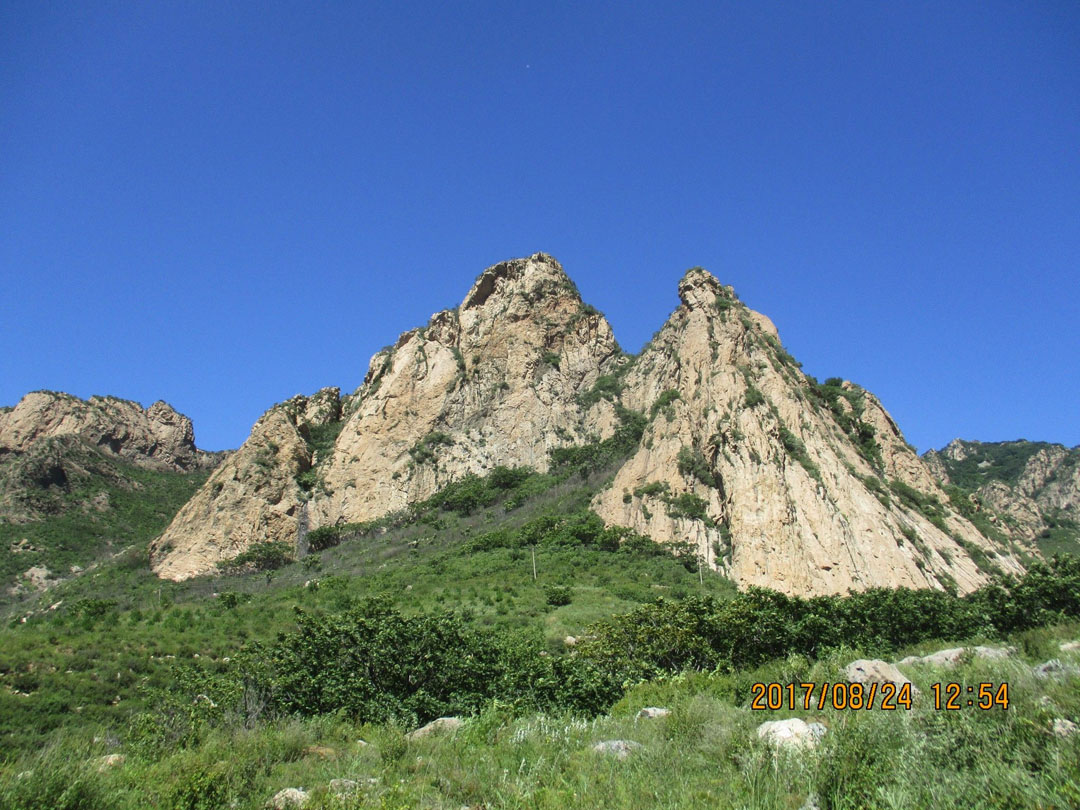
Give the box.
[544,585,572,606]
[579,555,1080,683]
[241,600,618,726]
[548,406,646,479]
[216,542,293,573]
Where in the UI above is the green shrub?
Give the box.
[778,426,822,483]
[217,542,293,573]
[544,585,572,607]
[677,446,715,488]
[578,373,625,407]
[650,389,682,420]
[409,431,455,465]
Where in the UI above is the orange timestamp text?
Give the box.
[750,681,914,711]
[750,681,1010,711]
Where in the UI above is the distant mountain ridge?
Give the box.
[0,391,221,598]
[147,253,1038,595]
[924,439,1080,557]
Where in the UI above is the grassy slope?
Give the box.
[0,446,211,597]
[2,427,1079,807]
[1,622,1078,809]
[0,465,734,755]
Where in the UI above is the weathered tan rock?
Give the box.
[846,659,919,696]
[150,389,341,580]
[311,254,620,526]
[95,754,125,772]
[1033,659,1080,680]
[266,788,308,809]
[0,391,213,471]
[592,739,642,759]
[151,256,1031,594]
[923,439,1080,547]
[406,716,464,740]
[21,566,54,592]
[156,255,621,579]
[636,707,671,719]
[592,268,1021,595]
[756,719,826,749]
[1052,719,1078,738]
[897,646,1015,668]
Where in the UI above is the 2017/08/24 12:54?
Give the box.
[749,681,1009,711]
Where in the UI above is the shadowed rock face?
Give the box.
[150,254,1030,594]
[0,392,222,525]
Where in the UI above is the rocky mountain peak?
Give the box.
[461,252,576,311]
[0,391,211,472]
[677,266,727,310]
[150,254,1032,594]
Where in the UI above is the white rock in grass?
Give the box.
[636,707,671,719]
[267,787,308,808]
[756,719,826,750]
[1034,659,1080,680]
[592,739,642,759]
[95,754,125,772]
[1052,719,1078,738]
[1059,641,1080,653]
[898,646,1015,667]
[329,779,358,797]
[406,716,463,740]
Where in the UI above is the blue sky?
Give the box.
[2,2,1077,452]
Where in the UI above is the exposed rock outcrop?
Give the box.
[0,391,215,472]
[151,255,1030,595]
[150,389,341,580]
[0,392,221,528]
[311,254,620,525]
[923,439,1080,549]
[591,268,1021,595]
[153,254,622,579]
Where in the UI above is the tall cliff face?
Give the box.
[311,254,621,525]
[151,254,622,579]
[924,439,1080,554]
[150,389,341,581]
[150,256,1030,594]
[590,269,1023,595]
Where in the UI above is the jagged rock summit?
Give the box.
[0,391,213,472]
[152,254,622,579]
[150,254,1030,594]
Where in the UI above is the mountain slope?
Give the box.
[591,268,1024,594]
[150,255,1032,594]
[152,253,623,579]
[0,392,220,599]
[925,439,1080,557]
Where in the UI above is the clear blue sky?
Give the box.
[2,2,1077,452]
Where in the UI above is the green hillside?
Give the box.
[0,439,211,604]
[2,442,1080,808]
